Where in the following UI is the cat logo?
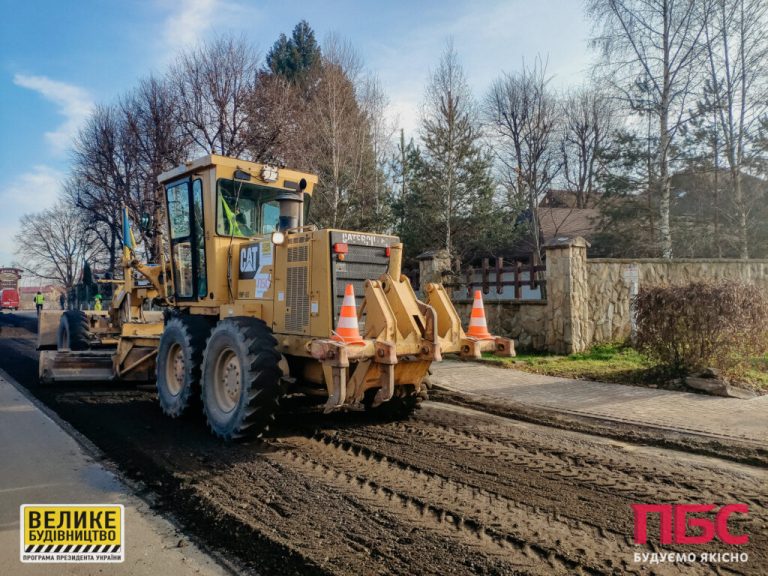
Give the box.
[239,244,260,280]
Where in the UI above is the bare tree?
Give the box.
[484,58,561,261]
[70,104,136,273]
[589,0,710,257]
[15,200,98,289]
[359,75,396,232]
[170,36,259,157]
[560,87,617,208]
[701,0,768,258]
[304,34,374,229]
[121,75,191,260]
[244,72,306,164]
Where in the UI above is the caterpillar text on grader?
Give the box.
[38,155,514,439]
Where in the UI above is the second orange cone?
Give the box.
[466,290,494,340]
[332,284,366,345]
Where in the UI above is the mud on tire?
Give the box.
[57,310,91,351]
[201,317,283,440]
[156,316,211,418]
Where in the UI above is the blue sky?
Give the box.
[0,0,593,267]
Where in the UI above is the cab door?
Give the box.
[165,178,207,300]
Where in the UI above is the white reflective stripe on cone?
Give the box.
[337,316,358,328]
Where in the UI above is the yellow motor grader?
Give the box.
[39,155,514,438]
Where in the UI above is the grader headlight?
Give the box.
[271,230,286,246]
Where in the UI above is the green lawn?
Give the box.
[744,355,768,389]
[481,343,657,385]
[481,343,768,392]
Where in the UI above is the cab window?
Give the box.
[216,179,281,237]
[166,179,206,300]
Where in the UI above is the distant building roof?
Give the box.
[506,206,602,261]
[537,207,601,242]
[539,189,602,209]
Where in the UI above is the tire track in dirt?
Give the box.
[274,433,640,575]
[276,404,765,576]
[389,415,768,505]
[184,446,532,576]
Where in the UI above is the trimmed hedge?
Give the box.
[634,281,768,374]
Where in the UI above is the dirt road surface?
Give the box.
[0,311,765,575]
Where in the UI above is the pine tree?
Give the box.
[266,20,321,85]
[391,134,439,261]
[591,130,659,257]
[266,34,293,76]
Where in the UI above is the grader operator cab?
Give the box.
[39,155,514,439]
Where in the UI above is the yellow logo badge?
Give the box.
[20,504,124,563]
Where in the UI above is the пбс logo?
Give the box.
[632,504,749,545]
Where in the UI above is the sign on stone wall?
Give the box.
[622,264,639,340]
[622,263,638,285]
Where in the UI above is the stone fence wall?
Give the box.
[431,237,768,354]
[453,300,547,351]
[587,259,768,345]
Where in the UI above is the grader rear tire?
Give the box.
[156,316,210,418]
[201,318,283,440]
[57,310,90,351]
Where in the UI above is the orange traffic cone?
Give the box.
[332,284,366,345]
[466,290,494,340]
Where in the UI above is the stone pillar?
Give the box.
[417,249,451,293]
[544,237,590,354]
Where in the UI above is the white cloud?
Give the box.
[0,165,65,266]
[387,98,420,139]
[164,0,220,51]
[160,0,254,55]
[13,74,94,156]
[1,165,64,210]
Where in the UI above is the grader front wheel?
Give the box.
[201,318,283,440]
[155,316,210,417]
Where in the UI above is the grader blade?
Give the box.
[39,350,116,383]
[37,310,64,350]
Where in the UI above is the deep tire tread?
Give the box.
[202,317,283,441]
[156,315,211,418]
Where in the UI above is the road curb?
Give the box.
[0,366,245,576]
[428,380,768,468]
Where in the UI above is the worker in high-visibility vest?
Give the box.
[34,291,44,316]
[220,196,242,236]
[94,293,103,311]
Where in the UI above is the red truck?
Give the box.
[0,288,19,311]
